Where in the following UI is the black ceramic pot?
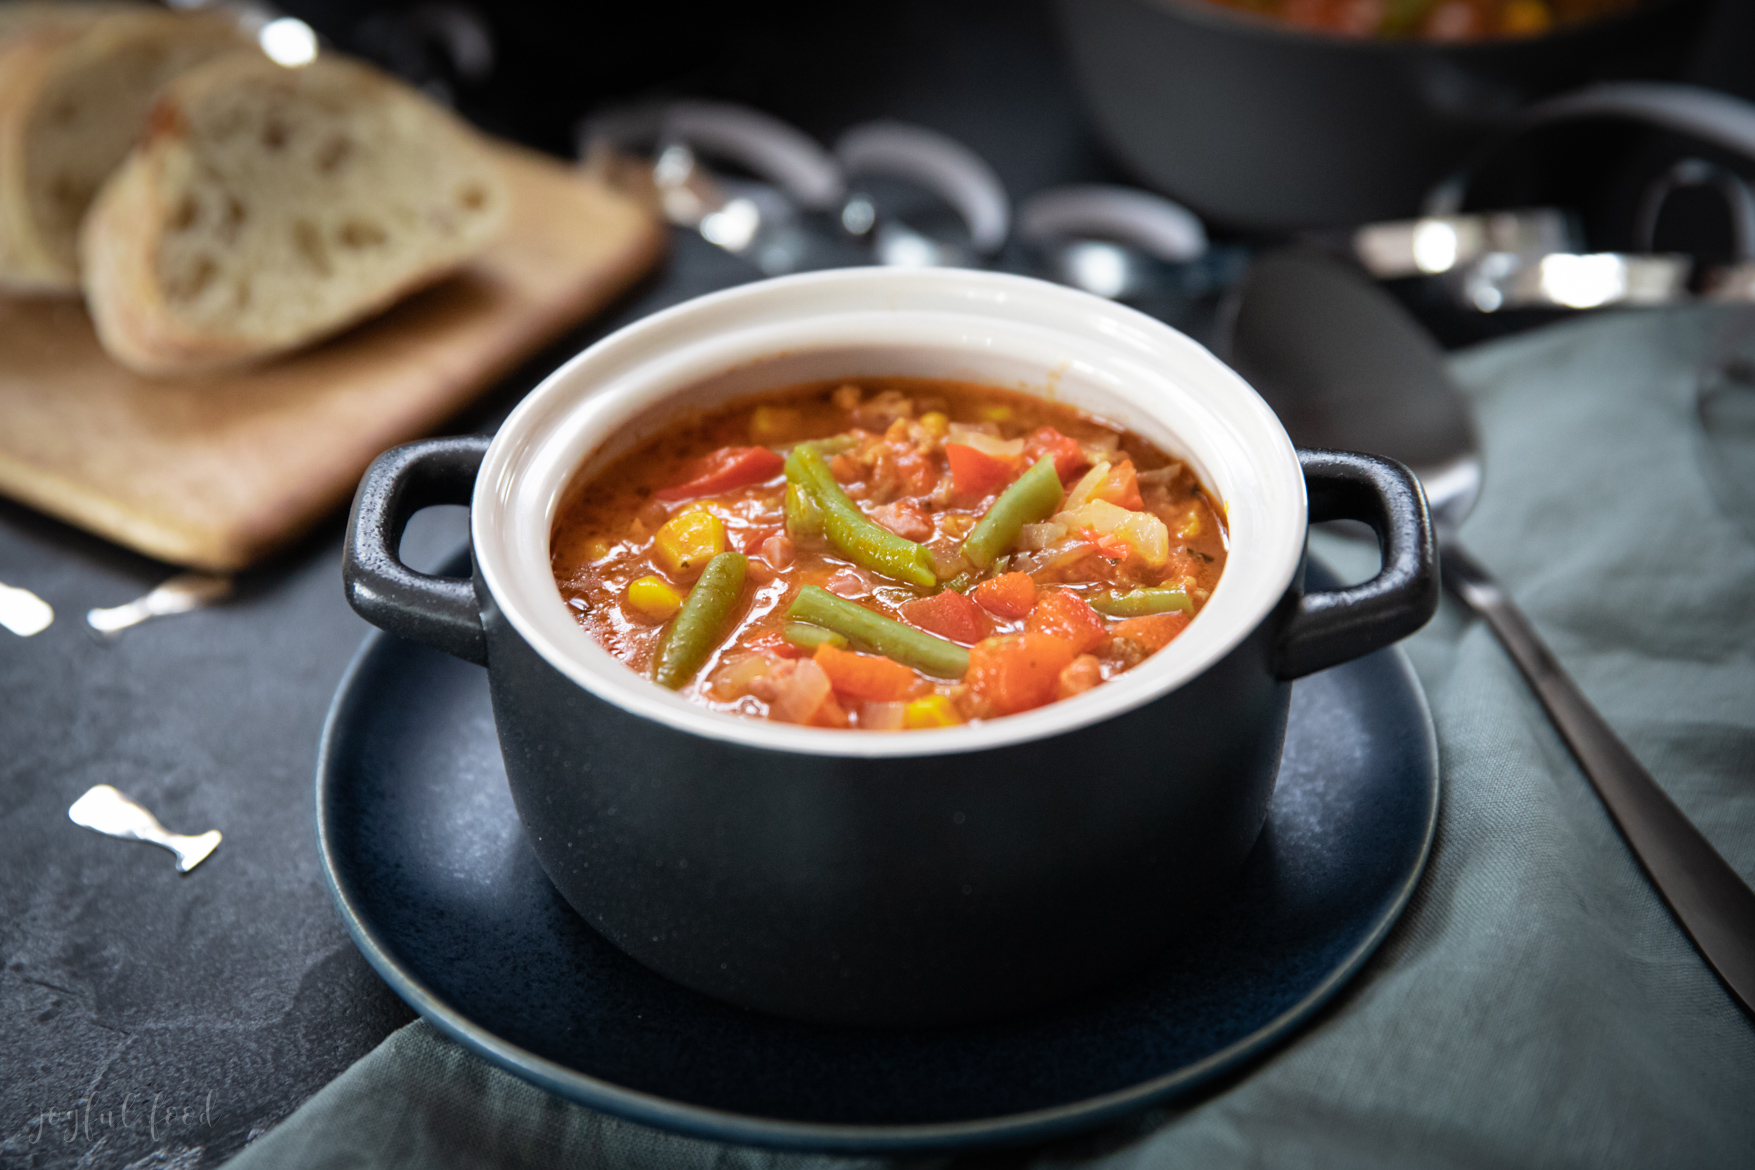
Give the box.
[341,269,1436,1027]
[1053,0,1708,231]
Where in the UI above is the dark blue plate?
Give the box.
[316,559,1438,1153]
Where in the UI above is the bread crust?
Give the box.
[0,8,246,294]
[82,53,507,378]
[0,29,81,291]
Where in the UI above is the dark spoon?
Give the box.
[1224,249,1755,1018]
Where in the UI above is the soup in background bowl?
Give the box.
[1195,0,1643,42]
[342,268,1436,1025]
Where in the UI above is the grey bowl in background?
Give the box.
[1052,0,1707,231]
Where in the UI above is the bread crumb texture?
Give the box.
[146,54,505,351]
[3,8,245,289]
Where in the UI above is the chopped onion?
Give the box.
[859,700,908,731]
[1079,434,1120,464]
[1016,521,1067,551]
[1062,461,1110,513]
[1057,500,1170,568]
[760,534,795,569]
[772,657,834,724]
[946,424,1025,458]
[825,568,872,598]
[1136,463,1184,484]
[710,653,779,700]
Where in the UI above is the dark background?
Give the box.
[3,1,1753,1166]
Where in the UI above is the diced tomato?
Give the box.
[747,629,803,659]
[814,644,926,702]
[945,443,1018,499]
[1026,590,1107,655]
[971,572,1038,619]
[1112,612,1191,651]
[654,446,784,501]
[900,588,992,645]
[1023,426,1087,483]
[1073,526,1130,564]
[967,633,1077,715]
[1093,462,1144,510]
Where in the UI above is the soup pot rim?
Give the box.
[471,267,1307,759]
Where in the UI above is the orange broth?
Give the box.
[550,378,1228,730]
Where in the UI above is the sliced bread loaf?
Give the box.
[0,2,146,41]
[0,7,248,293]
[82,51,508,376]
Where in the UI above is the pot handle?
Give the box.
[1275,449,1438,681]
[343,435,491,666]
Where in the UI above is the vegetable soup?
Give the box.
[1195,0,1640,40]
[550,379,1228,730]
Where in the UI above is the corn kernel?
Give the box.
[919,411,949,437]
[978,404,1013,423]
[1176,510,1202,539]
[585,537,613,563]
[749,405,803,443]
[626,576,682,620]
[904,694,962,729]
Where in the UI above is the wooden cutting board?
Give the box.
[0,144,665,571]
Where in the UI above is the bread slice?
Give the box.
[81,52,509,376]
[0,2,146,42]
[0,7,248,293]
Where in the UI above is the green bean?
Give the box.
[784,446,937,589]
[1089,586,1193,618]
[942,570,982,595]
[962,456,1063,569]
[652,552,747,689]
[787,585,968,679]
[792,434,858,457]
[782,622,847,653]
[784,482,823,541]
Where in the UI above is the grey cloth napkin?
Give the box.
[231,306,1755,1169]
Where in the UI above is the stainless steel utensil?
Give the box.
[1456,250,1692,313]
[1225,249,1755,1016]
[68,784,221,873]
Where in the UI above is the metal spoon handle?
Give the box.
[1443,542,1755,1015]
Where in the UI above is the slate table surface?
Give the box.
[5,0,1755,1166]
